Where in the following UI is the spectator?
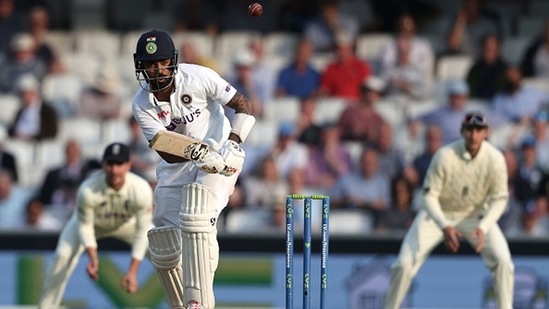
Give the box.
[520,20,549,78]
[381,36,432,101]
[513,136,545,213]
[375,122,406,180]
[38,139,100,222]
[444,0,501,56]
[275,39,320,99]
[529,111,549,171]
[376,175,417,233]
[337,76,388,142]
[419,79,485,144]
[303,0,359,53]
[0,32,47,94]
[23,197,62,231]
[127,116,159,179]
[409,124,443,187]
[7,74,58,141]
[330,147,391,225]
[0,0,28,56]
[227,49,266,119]
[318,33,372,102]
[0,170,30,229]
[379,13,434,83]
[466,34,508,101]
[0,141,18,183]
[304,123,351,191]
[28,6,64,74]
[269,121,308,181]
[77,69,124,120]
[295,95,322,145]
[248,38,276,104]
[243,155,289,208]
[492,66,549,124]
[179,41,219,73]
[499,148,523,234]
[172,0,220,36]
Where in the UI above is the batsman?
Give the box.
[131,30,255,309]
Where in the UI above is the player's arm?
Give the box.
[76,186,100,280]
[225,92,255,144]
[122,182,153,293]
[478,152,509,233]
[422,150,451,230]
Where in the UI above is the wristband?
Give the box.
[230,113,255,143]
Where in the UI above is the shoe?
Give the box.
[186,301,204,309]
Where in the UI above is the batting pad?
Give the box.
[147,226,185,308]
[179,183,218,308]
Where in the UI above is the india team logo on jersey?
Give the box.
[181,94,192,104]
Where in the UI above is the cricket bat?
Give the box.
[149,130,211,161]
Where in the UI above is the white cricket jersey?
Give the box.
[131,63,237,186]
[422,139,509,232]
[76,171,153,260]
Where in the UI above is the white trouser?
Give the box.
[39,213,140,308]
[152,165,239,228]
[385,210,514,309]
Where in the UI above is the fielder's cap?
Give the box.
[16,74,40,92]
[134,29,176,62]
[362,76,385,93]
[447,79,469,95]
[521,135,536,149]
[102,142,130,163]
[11,33,35,51]
[461,111,489,128]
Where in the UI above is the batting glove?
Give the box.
[218,140,245,176]
[193,139,226,174]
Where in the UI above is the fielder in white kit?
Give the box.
[39,143,154,308]
[131,30,255,309]
[385,111,514,309]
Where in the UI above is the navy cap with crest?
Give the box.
[461,111,489,129]
[103,143,130,163]
[134,30,176,62]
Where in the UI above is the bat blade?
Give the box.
[149,130,211,161]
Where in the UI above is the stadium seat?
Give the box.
[313,97,348,124]
[73,30,121,60]
[0,95,19,126]
[224,208,271,233]
[214,31,261,61]
[172,32,216,58]
[41,73,85,118]
[435,55,474,81]
[43,30,75,56]
[58,117,103,145]
[245,119,278,147]
[36,139,65,170]
[356,33,393,62]
[102,118,132,145]
[263,96,300,123]
[328,209,373,235]
[263,32,299,57]
[501,37,532,65]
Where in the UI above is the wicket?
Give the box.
[285,194,330,309]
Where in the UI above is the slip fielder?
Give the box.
[39,143,154,308]
[385,111,514,309]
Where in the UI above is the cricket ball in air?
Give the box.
[248,2,263,17]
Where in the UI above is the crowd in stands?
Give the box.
[2,0,549,238]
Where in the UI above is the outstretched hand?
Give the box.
[121,272,138,293]
[86,259,99,281]
[470,227,485,253]
[443,226,462,253]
